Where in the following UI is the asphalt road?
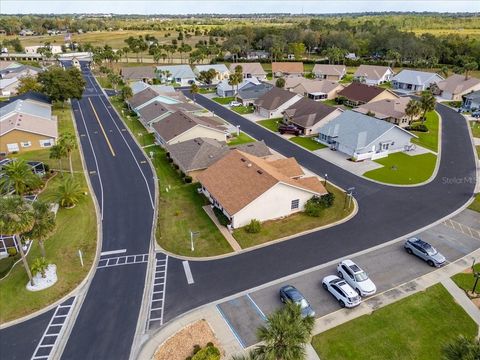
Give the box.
[162,90,477,323]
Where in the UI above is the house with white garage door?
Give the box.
[198,150,327,228]
[254,87,303,119]
[316,110,416,161]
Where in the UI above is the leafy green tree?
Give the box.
[24,201,56,258]
[386,49,401,68]
[0,196,35,285]
[442,335,480,360]
[405,99,422,124]
[16,75,43,95]
[190,83,199,102]
[37,66,86,105]
[58,132,77,176]
[198,69,217,84]
[440,66,449,78]
[419,90,436,122]
[254,301,315,360]
[288,42,306,60]
[228,73,240,96]
[49,144,67,173]
[50,177,84,208]
[121,85,133,101]
[275,77,286,88]
[0,159,42,195]
[30,257,49,278]
[464,61,478,80]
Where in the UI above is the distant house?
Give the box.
[353,65,394,85]
[271,62,304,77]
[156,65,196,86]
[19,29,34,36]
[283,98,343,135]
[254,87,303,119]
[0,98,57,154]
[152,111,228,146]
[25,45,63,54]
[120,66,156,82]
[198,150,327,228]
[194,64,230,83]
[166,138,271,181]
[0,61,42,96]
[245,51,270,60]
[312,64,346,81]
[337,82,399,107]
[216,78,260,98]
[352,97,416,128]
[463,90,480,111]
[290,79,345,101]
[0,78,19,97]
[345,53,358,60]
[316,110,416,161]
[392,70,443,93]
[229,63,267,80]
[437,74,480,101]
[237,83,274,106]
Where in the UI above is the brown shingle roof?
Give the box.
[254,87,300,110]
[272,62,304,74]
[353,97,411,120]
[312,64,346,77]
[438,74,480,95]
[197,150,326,215]
[284,97,339,128]
[138,100,201,123]
[121,66,155,80]
[229,63,267,76]
[338,82,395,103]
[354,65,392,81]
[128,88,159,109]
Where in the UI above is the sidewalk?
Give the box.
[441,277,480,326]
[203,205,242,252]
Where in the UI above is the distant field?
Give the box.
[412,28,480,37]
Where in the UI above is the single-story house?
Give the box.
[0,62,42,96]
[337,82,399,107]
[127,87,189,112]
[392,70,443,93]
[216,77,260,97]
[437,74,480,101]
[194,64,230,83]
[245,51,270,60]
[152,111,228,146]
[352,97,416,128]
[130,81,150,95]
[229,63,267,80]
[316,110,416,161]
[156,65,196,86]
[353,65,394,85]
[166,138,271,181]
[283,97,343,135]
[237,83,274,106]
[0,98,57,154]
[0,77,19,96]
[290,79,345,101]
[120,66,156,82]
[254,87,303,119]
[463,90,480,111]
[136,100,202,128]
[271,62,304,77]
[312,64,346,81]
[25,45,63,54]
[198,149,327,228]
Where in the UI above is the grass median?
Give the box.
[228,132,255,146]
[311,284,477,360]
[257,118,282,132]
[0,104,97,323]
[290,136,326,151]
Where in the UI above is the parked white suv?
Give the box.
[229,101,242,107]
[322,275,361,308]
[336,259,377,297]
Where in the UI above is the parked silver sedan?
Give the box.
[404,237,446,267]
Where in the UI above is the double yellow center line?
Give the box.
[88,98,116,157]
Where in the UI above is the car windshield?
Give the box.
[296,299,309,309]
[354,271,368,282]
[425,246,438,256]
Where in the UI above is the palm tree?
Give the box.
[231,350,257,360]
[190,83,199,103]
[121,85,133,101]
[0,196,35,285]
[405,99,422,124]
[228,74,238,96]
[122,46,130,63]
[234,65,244,94]
[419,90,436,122]
[50,177,84,208]
[440,66,449,79]
[0,159,42,195]
[49,144,67,173]
[464,61,478,80]
[442,335,480,360]
[58,132,77,176]
[254,302,315,360]
[24,201,56,258]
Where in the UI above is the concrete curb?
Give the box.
[0,104,103,331]
[465,117,480,194]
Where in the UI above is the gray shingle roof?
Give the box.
[254,87,299,110]
[0,99,51,119]
[392,70,443,86]
[238,83,273,101]
[284,97,338,128]
[121,66,155,80]
[156,65,196,79]
[464,90,480,100]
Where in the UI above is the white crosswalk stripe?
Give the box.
[97,253,149,269]
[146,253,168,330]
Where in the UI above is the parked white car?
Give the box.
[336,259,377,297]
[229,101,242,107]
[322,275,361,308]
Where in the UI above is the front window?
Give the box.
[21,141,32,148]
[39,139,54,148]
[297,299,309,309]
[291,199,299,210]
[425,246,438,256]
[354,272,369,282]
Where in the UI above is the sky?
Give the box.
[1,1,479,15]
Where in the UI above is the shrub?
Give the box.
[184,176,193,183]
[193,344,201,355]
[191,345,220,360]
[319,192,335,208]
[213,207,230,226]
[406,124,428,132]
[167,157,173,163]
[43,163,50,173]
[245,219,261,233]
[305,198,323,217]
[173,164,179,170]
[30,257,48,278]
[7,247,17,257]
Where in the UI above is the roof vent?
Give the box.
[247,163,252,167]
[257,170,263,174]
[240,158,246,162]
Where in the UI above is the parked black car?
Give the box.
[279,124,301,135]
[279,285,315,317]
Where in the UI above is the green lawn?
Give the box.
[257,118,282,132]
[470,121,480,138]
[363,152,437,185]
[199,88,216,94]
[378,81,393,89]
[469,193,480,212]
[232,105,254,115]
[212,96,235,105]
[0,105,97,323]
[311,284,477,360]
[12,104,82,172]
[452,264,480,295]
[96,75,113,89]
[233,185,354,248]
[290,136,326,151]
[321,99,339,107]
[477,145,480,158]
[228,132,256,146]
[411,111,439,152]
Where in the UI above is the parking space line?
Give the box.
[216,305,247,349]
[442,219,480,240]
[246,294,267,320]
[182,261,195,285]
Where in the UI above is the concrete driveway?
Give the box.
[313,147,383,175]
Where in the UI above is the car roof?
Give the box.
[341,259,363,274]
[409,237,432,249]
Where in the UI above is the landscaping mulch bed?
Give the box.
[153,320,222,360]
